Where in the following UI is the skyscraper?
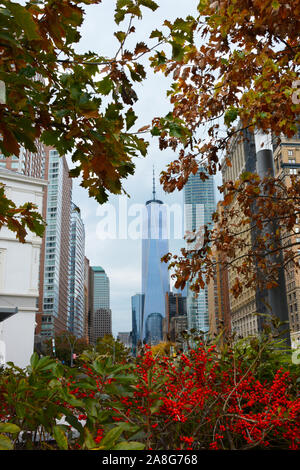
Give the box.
[184,167,216,333]
[141,170,169,345]
[164,291,187,341]
[36,148,72,338]
[89,266,111,343]
[68,203,85,338]
[207,202,231,341]
[131,293,144,355]
[0,140,47,179]
[83,256,90,342]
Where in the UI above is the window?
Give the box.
[288,149,294,156]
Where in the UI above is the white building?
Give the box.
[0,168,46,368]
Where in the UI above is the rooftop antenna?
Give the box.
[152,165,156,201]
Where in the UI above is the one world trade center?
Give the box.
[141,169,170,345]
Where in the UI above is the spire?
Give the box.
[152,165,156,201]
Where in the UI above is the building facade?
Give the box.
[68,203,85,338]
[141,176,170,345]
[84,256,90,342]
[207,204,231,341]
[220,126,297,344]
[131,293,144,355]
[89,266,111,343]
[117,332,132,349]
[273,134,300,348]
[92,308,112,342]
[164,292,187,341]
[0,140,47,179]
[184,167,216,333]
[0,168,46,368]
[36,149,72,339]
[220,128,261,339]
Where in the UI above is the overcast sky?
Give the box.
[67,1,222,336]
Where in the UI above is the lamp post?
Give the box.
[62,332,78,367]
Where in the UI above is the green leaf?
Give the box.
[151,126,160,136]
[171,41,184,62]
[154,50,166,66]
[36,356,57,371]
[272,0,280,9]
[0,423,20,434]
[114,31,126,43]
[169,122,186,139]
[139,0,159,11]
[116,0,133,8]
[125,108,137,130]
[0,434,13,450]
[97,77,114,95]
[224,107,239,127]
[113,441,145,450]
[8,3,40,41]
[83,428,97,449]
[65,415,84,435]
[15,403,26,419]
[99,426,124,449]
[150,399,163,414]
[150,29,164,40]
[30,352,39,369]
[52,425,68,450]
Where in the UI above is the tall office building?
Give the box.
[220,126,293,342]
[184,167,216,333]
[207,202,231,340]
[164,292,187,341]
[273,133,300,348]
[0,144,75,342]
[68,203,85,338]
[89,266,111,343]
[221,128,261,338]
[117,332,132,349]
[83,256,90,342]
[131,293,144,355]
[0,140,47,179]
[141,171,170,345]
[36,149,72,338]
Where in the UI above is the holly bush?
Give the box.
[0,332,299,450]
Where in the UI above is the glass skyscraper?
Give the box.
[40,149,72,337]
[68,203,85,338]
[141,172,169,344]
[131,293,144,355]
[184,167,216,332]
[89,266,111,343]
[91,266,110,310]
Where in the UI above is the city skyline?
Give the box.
[66,1,222,336]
